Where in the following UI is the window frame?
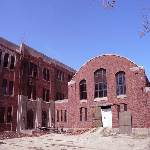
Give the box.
[80,80,87,100]
[116,71,126,95]
[94,69,107,98]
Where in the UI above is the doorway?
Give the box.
[27,110,33,129]
[101,106,112,127]
[42,111,47,127]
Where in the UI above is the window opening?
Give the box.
[10,56,15,69]
[33,86,36,100]
[0,52,2,66]
[7,107,12,123]
[116,72,126,95]
[33,64,37,77]
[61,110,63,122]
[57,110,59,122]
[94,69,107,98]
[29,62,33,75]
[9,81,13,95]
[80,80,87,100]
[0,107,5,123]
[4,53,9,68]
[2,79,7,94]
[85,108,87,121]
[47,69,49,81]
[43,88,45,101]
[46,90,49,102]
[80,108,82,121]
[43,68,46,80]
[64,110,67,122]
[124,104,127,111]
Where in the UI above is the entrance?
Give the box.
[27,110,33,129]
[42,111,47,127]
[101,107,112,127]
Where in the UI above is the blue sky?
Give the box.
[0,0,150,79]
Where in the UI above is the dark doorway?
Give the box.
[42,111,47,127]
[27,110,33,129]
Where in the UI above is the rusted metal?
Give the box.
[91,106,102,127]
[119,111,132,134]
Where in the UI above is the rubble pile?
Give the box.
[70,129,90,135]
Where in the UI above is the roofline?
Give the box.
[71,54,138,80]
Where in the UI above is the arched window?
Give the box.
[94,69,107,98]
[116,71,126,95]
[80,80,87,100]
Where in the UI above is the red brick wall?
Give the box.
[55,55,150,129]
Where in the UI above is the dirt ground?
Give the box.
[0,128,150,150]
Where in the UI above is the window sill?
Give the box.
[28,99,36,102]
[80,99,87,103]
[117,95,127,99]
[43,101,50,104]
[94,97,108,101]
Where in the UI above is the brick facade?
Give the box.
[55,55,150,129]
[0,37,75,132]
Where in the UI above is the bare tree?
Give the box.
[92,0,150,37]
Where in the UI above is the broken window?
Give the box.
[57,110,59,122]
[9,81,13,95]
[61,110,63,122]
[80,80,87,100]
[0,107,5,123]
[43,68,46,80]
[80,108,82,121]
[124,104,127,111]
[28,85,32,99]
[57,70,59,80]
[68,75,72,82]
[85,108,87,121]
[2,79,7,94]
[64,110,67,122]
[116,72,126,95]
[43,88,45,101]
[7,107,12,123]
[33,86,36,100]
[10,56,15,69]
[29,62,33,75]
[60,71,62,81]
[63,72,64,82]
[46,90,49,102]
[4,53,9,68]
[33,64,37,77]
[0,51,2,66]
[94,69,107,98]
[47,69,49,81]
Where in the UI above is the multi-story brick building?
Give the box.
[0,37,76,132]
[1,37,150,133]
[55,54,150,132]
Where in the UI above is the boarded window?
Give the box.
[116,72,126,95]
[2,79,7,94]
[29,62,33,75]
[57,110,59,122]
[33,64,37,77]
[80,108,82,121]
[7,107,12,123]
[85,108,87,121]
[47,70,49,81]
[0,52,2,66]
[57,70,59,80]
[43,88,45,101]
[10,56,15,69]
[64,110,67,122]
[46,90,49,102]
[28,85,32,99]
[0,107,5,123]
[124,104,127,111]
[80,80,87,100]
[94,69,107,98]
[43,68,46,80]
[9,81,13,95]
[4,53,9,67]
[61,110,63,122]
[33,86,36,100]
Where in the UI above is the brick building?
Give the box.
[1,37,150,132]
[55,54,150,131]
[0,37,75,132]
